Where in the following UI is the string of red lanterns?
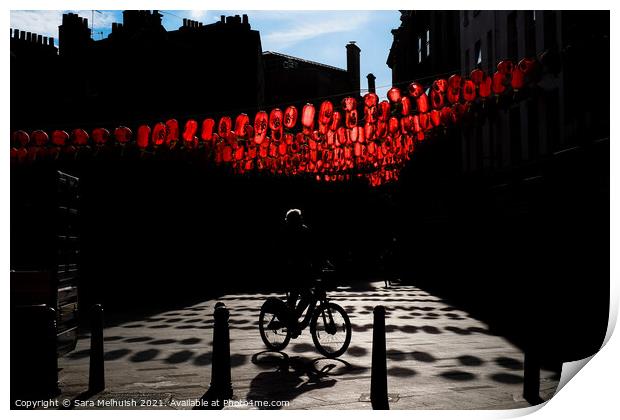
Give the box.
[10,57,541,187]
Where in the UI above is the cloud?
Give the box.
[260,11,372,51]
[188,10,209,20]
[10,10,65,39]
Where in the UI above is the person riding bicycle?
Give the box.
[281,208,318,337]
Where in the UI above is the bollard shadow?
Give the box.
[245,352,338,409]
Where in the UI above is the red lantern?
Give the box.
[419,113,431,131]
[165,119,179,144]
[201,118,215,142]
[440,107,453,125]
[378,101,391,121]
[400,115,412,134]
[244,124,254,141]
[433,79,448,93]
[448,74,461,90]
[218,116,232,138]
[341,97,357,112]
[269,108,284,141]
[364,122,375,141]
[475,75,490,98]
[400,96,411,116]
[470,69,484,85]
[52,130,69,146]
[183,120,199,144]
[71,128,89,146]
[345,109,358,129]
[431,89,445,109]
[511,67,525,90]
[518,57,540,83]
[408,82,424,98]
[113,126,132,144]
[13,130,30,147]
[387,87,402,103]
[284,106,298,129]
[254,111,268,145]
[462,80,476,102]
[497,60,514,75]
[417,93,430,113]
[328,110,341,132]
[430,109,441,127]
[376,121,387,138]
[92,128,110,145]
[151,123,166,147]
[388,116,399,134]
[447,75,461,104]
[234,113,250,137]
[364,92,378,108]
[492,71,507,94]
[302,104,315,133]
[31,130,48,147]
[269,108,283,131]
[319,101,334,126]
[137,125,151,149]
[350,126,360,143]
[452,103,467,123]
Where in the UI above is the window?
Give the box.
[474,40,482,66]
[425,29,431,57]
[507,12,518,60]
[418,36,422,63]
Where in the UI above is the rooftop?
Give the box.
[262,50,346,73]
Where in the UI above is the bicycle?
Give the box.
[258,276,352,358]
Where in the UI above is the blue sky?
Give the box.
[10,10,400,100]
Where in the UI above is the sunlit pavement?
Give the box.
[58,281,559,410]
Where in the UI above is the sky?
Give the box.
[10,10,401,100]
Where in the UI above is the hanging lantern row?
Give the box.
[11,57,541,187]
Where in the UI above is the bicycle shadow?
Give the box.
[246,351,343,409]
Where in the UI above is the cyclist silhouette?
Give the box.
[281,209,317,337]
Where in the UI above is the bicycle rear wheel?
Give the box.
[259,297,291,351]
[310,302,351,358]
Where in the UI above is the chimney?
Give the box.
[346,41,361,97]
[367,73,376,94]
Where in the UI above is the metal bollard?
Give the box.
[523,349,541,404]
[89,304,105,392]
[204,302,233,405]
[370,305,389,410]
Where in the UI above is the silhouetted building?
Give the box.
[387,10,460,88]
[263,41,361,108]
[11,11,364,131]
[459,10,609,174]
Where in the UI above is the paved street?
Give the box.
[58,281,559,410]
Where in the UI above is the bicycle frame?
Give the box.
[292,285,332,332]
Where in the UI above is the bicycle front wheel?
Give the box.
[310,302,352,358]
[259,297,291,351]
